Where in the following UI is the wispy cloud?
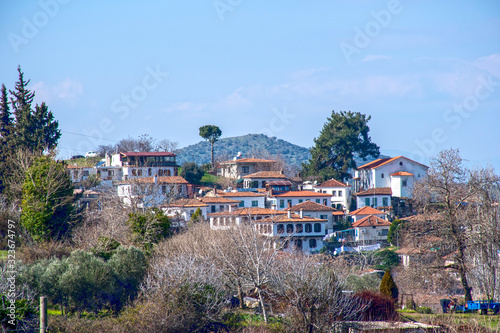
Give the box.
[53,79,83,100]
[30,78,83,104]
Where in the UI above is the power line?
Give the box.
[60,130,118,143]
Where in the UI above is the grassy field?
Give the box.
[401,311,500,332]
[0,250,7,260]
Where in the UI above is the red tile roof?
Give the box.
[242,171,288,179]
[167,198,208,208]
[268,180,292,186]
[391,171,414,176]
[356,187,392,196]
[220,158,277,164]
[316,179,348,188]
[357,156,428,170]
[350,206,386,216]
[273,190,331,198]
[120,151,176,157]
[259,214,327,223]
[352,215,391,227]
[284,201,336,212]
[199,197,241,204]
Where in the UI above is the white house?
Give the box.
[314,179,351,210]
[284,200,338,234]
[209,207,287,230]
[199,196,241,214]
[354,156,428,198]
[116,175,189,207]
[67,165,97,184]
[351,215,391,244]
[242,171,289,189]
[270,191,332,210]
[218,191,266,208]
[109,151,179,181]
[349,206,388,222]
[218,158,277,179]
[162,198,209,221]
[355,187,392,209]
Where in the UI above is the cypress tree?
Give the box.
[380,269,399,303]
[0,84,13,193]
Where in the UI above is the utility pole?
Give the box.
[40,296,47,333]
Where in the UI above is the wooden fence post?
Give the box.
[40,296,47,333]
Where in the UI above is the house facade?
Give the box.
[355,187,392,209]
[351,215,391,244]
[162,198,209,221]
[270,191,332,210]
[354,156,428,198]
[217,158,277,179]
[199,196,241,214]
[110,152,179,181]
[242,171,289,189]
[314,179,351,210]
[284,200,338,234]
[349,206,388,222]
[218,191,266,208]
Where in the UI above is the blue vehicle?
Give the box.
[456,300,500,315]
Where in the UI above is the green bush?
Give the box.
[416,306,433,314]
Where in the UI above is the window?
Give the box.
[239,201,244,207]
[294,239,302,251]
[211,205,216,213]
[381,229,389,236]
[166,169,171,176]
[242,166,249,174]
[279,199,284,208]
[298,199,303,203]
[316,199,320,203]
[402,180,407,187]
[148,168,152,176]
[332,191,336,196]
[338,190,342,197]
[162,185,167,194]
[286,224,294,233]
[309,239,317,249]
[109,170,114,176]
[365,198,370,207]
[373,198,378,207]
[320,215,328,220]
[323,199,327,206]
[132,169,137,176]
[252,200,258,207]
[314,223,321,232]
[82,170,89,176]
[296,224,303,233]
[137,169,142,176]
[277,224,284,234]
[219,205,224,211]
[381,173,384,178]
[287,199,292,207]
[337,204,342,210]
[399,161,403,166]
[383,197,388,206]
[305,223,312,233]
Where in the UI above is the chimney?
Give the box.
[299,209,303,218]
[287,210,291,218]
[229,205,233,212]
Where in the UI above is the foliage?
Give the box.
[345,273,382,292]
[374,249,400,271]
[199,124,222,168]
[0,295,38,332]
[354,290,398,321]
[180,162,204,184]
[301,110,380,182]
[21,155,75,242]
[387,219,403,246]
[190,207,203,221]
[379,270,399,302]
[416,306,433,314]
[80,174,101,189]
[97,134,179,155]
[127,208,170,253]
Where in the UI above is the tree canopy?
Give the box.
[301,111,379,182]
[180,162,204,184]
[199,125,222,168]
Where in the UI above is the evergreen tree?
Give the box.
[0,84,13,193]
[9,66,60,152]
[301,111,379,182]
[21,156,75,241]
[379,269,399,302]
[190,207,203,222]
[199,125,222,169]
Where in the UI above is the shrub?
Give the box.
[416,306,433,314]
[354,290,398,321]
[379,270,398,302]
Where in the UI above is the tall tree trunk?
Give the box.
[211,142,214,170]
[257,287,268,323]
[237,279,245,309]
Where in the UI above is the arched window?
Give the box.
[305,223,312,233]
[286,224,294,234]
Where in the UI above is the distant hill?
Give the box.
[175,134,311,167]
[175,134,387,169]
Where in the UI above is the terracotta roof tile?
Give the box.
[350,206,386,216]
[259,214,327,223]
[199,197,241,204]
[220,158,277,164]
[242,171,288,179]
[273,190,331,198]
[284,201,336,212]
[167,198,208,208]
[316,179,348,188]
[120,151,176,157]
[357,156,428,170]
[352,215,391,227]
[208,207,287,217]
[391,171,414,176]
[356,187,392,196]
[218,191,265,197]
[116,176,189,185]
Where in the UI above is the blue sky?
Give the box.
[1,1,499,171]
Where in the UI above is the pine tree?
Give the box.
[380,269,399,303]
[0,84,13,193]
